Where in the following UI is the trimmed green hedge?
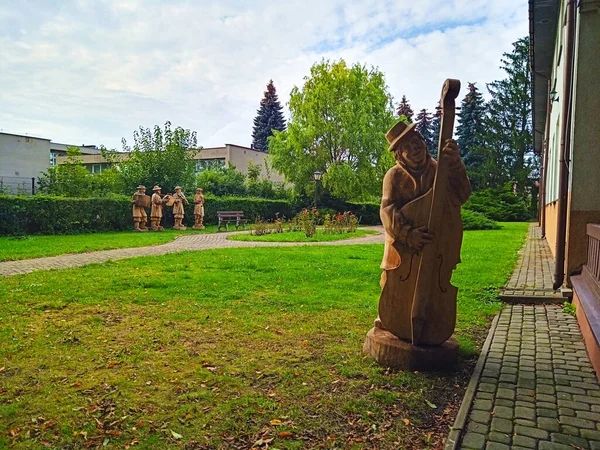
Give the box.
[0,195,131,235]
[0,195,296,236]
[0,194,500,235]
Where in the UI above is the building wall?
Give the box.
[0,133,51,180]
[542,0,600,279]
[544,1,567,206]
[545,201,560,256]
[566,1,600,277]
[225,145,284,182]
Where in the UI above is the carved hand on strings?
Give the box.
[407,225,434,250]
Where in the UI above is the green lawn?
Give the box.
[0,223,527,449]
[229,229,378,242]
[0,226,218,262]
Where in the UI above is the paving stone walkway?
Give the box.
[459,304,600,450]
[0,227,385,277]
[501,224,565,303]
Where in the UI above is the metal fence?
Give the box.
[0,176,36,195]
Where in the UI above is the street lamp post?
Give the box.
[312,170,322,207]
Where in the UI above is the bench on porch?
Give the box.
[217,211,247,231]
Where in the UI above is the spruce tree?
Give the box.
[251,80,286,152]
[456,82,486,186]
[396,95,414,123]
[476,37,534,194]
[414,109,436,157]
[431,102,441,158]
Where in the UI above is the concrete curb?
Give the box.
[444,313,500,450]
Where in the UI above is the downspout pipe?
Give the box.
[553,0,576,290]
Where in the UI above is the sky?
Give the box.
[0,0,528,150]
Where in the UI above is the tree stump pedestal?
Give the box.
[363,327,458,371]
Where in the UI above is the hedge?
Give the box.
[0,195,296,236]
[0,195,131,235]
[0,194,502,235]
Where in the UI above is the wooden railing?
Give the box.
[584,224,600,291]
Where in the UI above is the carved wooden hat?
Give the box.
[152,185,161,191]
[196,188,203,192]
[174,186,182,190]
[136,185,146,190]
[386,120,418,151]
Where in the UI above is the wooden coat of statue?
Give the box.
[151,185,167,232]
[132,185,151,232]
[377,79,471,347]
[172,186,189,231]
[192,188,205,230]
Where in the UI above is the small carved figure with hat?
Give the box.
[150,185,168,231]
[363,79,471,371]
[172,186,189,231]
[192,188,205,230]
[131,185,151,232]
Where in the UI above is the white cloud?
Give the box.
[0,0,527,149]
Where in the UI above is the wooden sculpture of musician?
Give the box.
[132,185,151,232]
[364,79,471,370]
[172,186,189,231]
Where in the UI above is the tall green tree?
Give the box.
[114,121,199,194]
[456,82,486,187]
[268,59,395,201]
[396,95,414,123]
[472,37,535,195]
[414,108,437,157]
[251,80,286,152]
[431,102,441,157]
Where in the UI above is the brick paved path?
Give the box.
[459,304,600,450]
[0,227,385,277]
[501,224,564,302]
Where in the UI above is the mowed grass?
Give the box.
[0,223,527,449]
[229,229,378,242]
[0,226,218,262]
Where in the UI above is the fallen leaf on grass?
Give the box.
[0,366,5,372]
[278,431,293,438]
[71,381,83,388]
[170,430,183,439]
[402,418,412,426]
[9,428,20,437]
[269,419,282,426]
[425,399,437,409]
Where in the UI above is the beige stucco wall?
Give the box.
[542,0,600,280]
[565,2,600,278]
[225,145,284,182]
[545,201,559,257]
[0,133,51,179]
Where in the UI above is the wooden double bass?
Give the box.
[379,79,463,346]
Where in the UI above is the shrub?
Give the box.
[323,211,359,234]
[461,209,500,230]
[0,195,131,235]
[295,208,319,238]
[345,201,380,225]
[463,186,530,222]
[0,194,295,236]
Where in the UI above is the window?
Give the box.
[195,158,226,173]
[50,152,57,167]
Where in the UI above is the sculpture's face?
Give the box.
[398,133,427,168]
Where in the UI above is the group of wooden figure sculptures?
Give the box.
[131,185,205,232]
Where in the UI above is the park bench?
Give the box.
[217,211,247,231]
